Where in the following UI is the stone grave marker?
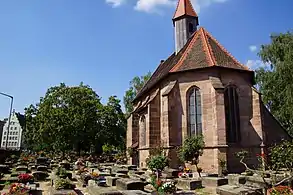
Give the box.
[116,178,146,191]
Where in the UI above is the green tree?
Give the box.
[98,96,127,151]
[123,72,152,115]
[24,83,103,154]
[255,31,293,136]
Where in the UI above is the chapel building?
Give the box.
[126,0,291,174]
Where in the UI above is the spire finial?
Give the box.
[173,0,198,21]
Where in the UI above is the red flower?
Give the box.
[178,172,182,177]
[256,153,265,157]
[269,185,293,194]
[156,180,163,187]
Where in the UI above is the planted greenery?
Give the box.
[178,135,205,176]
[54,178,73,190]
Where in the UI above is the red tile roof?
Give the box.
[173,0,198,20]
[134,27,252,101]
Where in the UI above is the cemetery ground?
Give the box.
[0,151,292,195]
[0,154,219,195]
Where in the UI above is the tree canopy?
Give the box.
[255,31,293,136]
[23,83,126,155]
[123,72,152,115]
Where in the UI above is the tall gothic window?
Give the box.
[140,116,146,147]
[224,85,241,143]
[188,87,202,136]
[189,23,194,33]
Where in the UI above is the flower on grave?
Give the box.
[256,153,265,158]
[7,183,30,195]
[159,181,176,194]
[268,185,293,195]
[18,174,33,184]
[183,167,191,173]
[91,172,99,178]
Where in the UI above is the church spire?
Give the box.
[173,0,199,54]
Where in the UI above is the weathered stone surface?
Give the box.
[0,165,9,174]
[228,174,246,186]
[33,171,49,181]
[127,165,138,171]
[201,177,228,187]
[16,166,28,172]
[216,185,263,195]
[116,179,146,191]
[164,168,180,178]
[176,179,202,190]
[116,173,129,178]
[116,169,129,175]
[245,176,271,189]
[48,187,77,195]
[106,177,120,186]
[99,172,112,177]
[36,157,48,165]
[134,171,145,175]
[37,165,47,172]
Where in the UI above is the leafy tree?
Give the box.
[255,31,293,136]
[24,83,103,155]
[98,96,126,151]
[123,72,152,115]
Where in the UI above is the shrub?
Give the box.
[54,178,73,190]
[178,135,205,164]
[56,167,68,178]
[127,147,137,158]
[146,155,169,171]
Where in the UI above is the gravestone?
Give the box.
[33,171,49,181]
[36,157,48,166]
[60,161,70,170]
[0,165,9,174]
[116,178,146,191]
[201,177,228,187]
[37,165,47,172]
[16,166,28,172]
[176,179,202,190]
[106,177,120,186]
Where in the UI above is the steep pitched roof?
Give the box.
[134,27,252,101]
[15,113,25,130]
[173,0,198,20]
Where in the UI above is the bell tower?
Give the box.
[173,0,199,54]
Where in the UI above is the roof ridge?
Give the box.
[170,29,202,72]
[200,28,216,66]
[204,30,251,71]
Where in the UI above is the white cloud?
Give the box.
[246,60,270,70]
[106,0,126,7]
[135,0,175,13]
[105,0,229,14]
[249,45,257,52]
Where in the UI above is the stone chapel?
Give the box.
[126,0,291,174]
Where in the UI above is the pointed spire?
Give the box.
[173,0,198,20]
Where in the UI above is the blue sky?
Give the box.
[0,0,292,119]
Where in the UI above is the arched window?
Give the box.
[140,116,146,147]
[187,87,202,136]
[224,86,241,143]
[189,23,194,33]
